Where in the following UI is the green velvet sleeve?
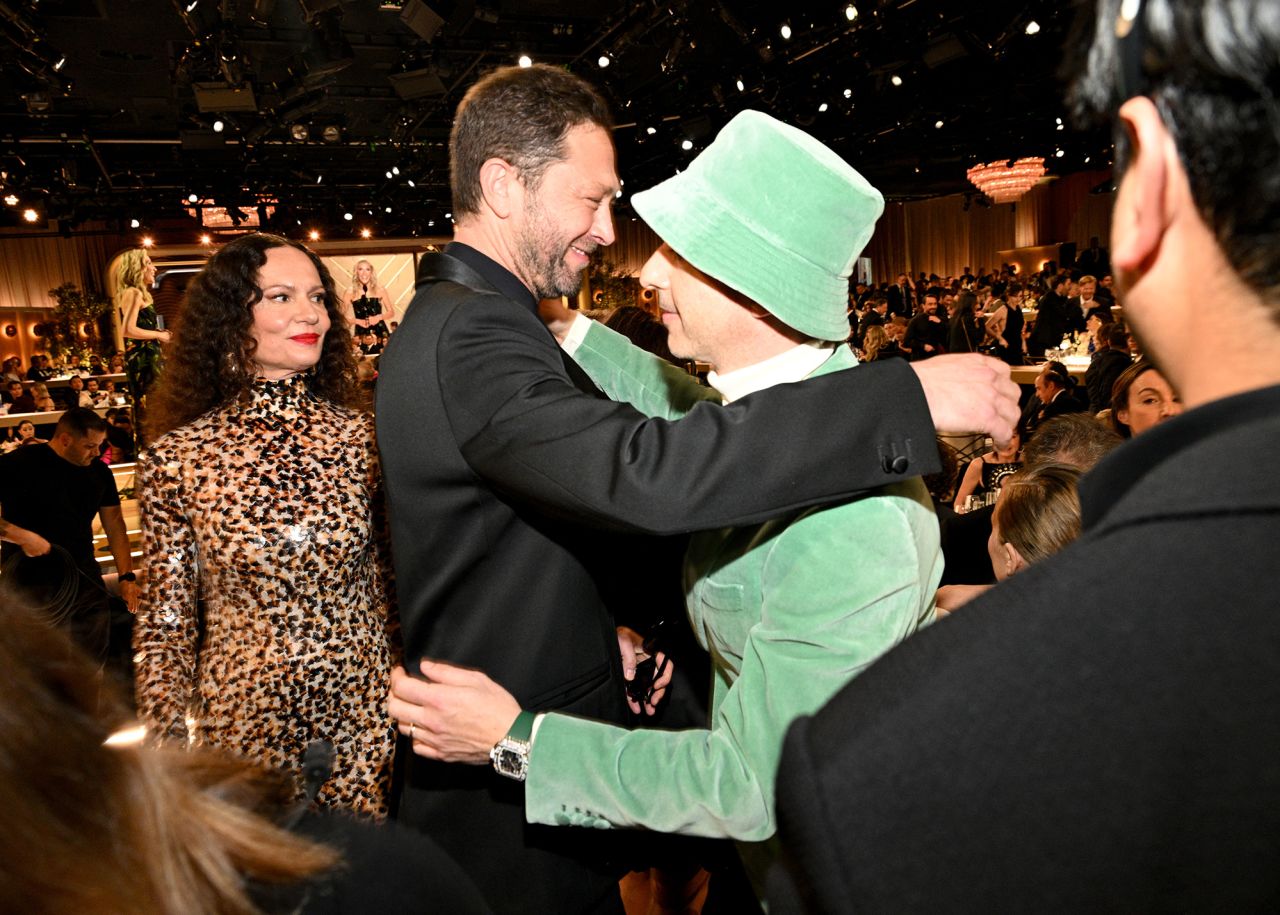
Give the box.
[524,478,941,840]
[571,320,721,419]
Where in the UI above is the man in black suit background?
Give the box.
[376,64,1018,914]
[886,272,913,318]
[1027,274,1071,356]
[1065,273,1113,334]
[772,1,1280,909]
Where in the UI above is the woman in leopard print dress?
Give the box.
[134,234,396,818]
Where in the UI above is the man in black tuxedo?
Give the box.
[1065,273,1113,334]
[885,273,913,318]
[376,64,1018,915]
[854,294,887,348]
[772,1,1280,909]
[1027,275,1071,356]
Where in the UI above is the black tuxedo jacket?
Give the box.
[772,386,1280,913]
[1029,291,1071,353]
[375,247,938,914]
[1065,296,1112,334]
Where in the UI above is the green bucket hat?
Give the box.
[631,110,884,342]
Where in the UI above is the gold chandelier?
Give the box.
[966,157,1047,203]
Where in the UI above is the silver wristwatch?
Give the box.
[490,711,534,781]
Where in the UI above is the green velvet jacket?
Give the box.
[525,322,942,888]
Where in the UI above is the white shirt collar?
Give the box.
[708,340,837,404]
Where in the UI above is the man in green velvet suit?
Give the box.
[388,111,942,896]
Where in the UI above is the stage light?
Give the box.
[646,126,657,135]
[385,207,392,213]
[360,228,372,239]
[213,119,225,132]
[597,55,610,68]
[681,139,693,150]
[407,179,415,187]
[517,55,532,68]
[891,75,903,86]
[1025,20,1040,35]
[1055,149,1065,158]
[3,194,17,206]
[343,211,353,221]
[385,170,394,179]
[187,193,199,203]
[818,103,829,112]
[291,123,310,141]
[392,166,400,175]
[308,229,321,241]
[935,119,944,128]
[844,88,852,98]
[22,208,39,223]
[321,125,341,142]
[53,56,66,71]
[845,5,857,21]
[779,23,791,40]
[199,234,212,245]
[141,236,154,247]
[736,78,745,92]
[130,218,141,228]
[445,212,451,219]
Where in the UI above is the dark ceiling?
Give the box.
[0,0,1110,237]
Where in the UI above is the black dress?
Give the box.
[352,288,388,337]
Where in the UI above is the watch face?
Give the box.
[492,741,528,781]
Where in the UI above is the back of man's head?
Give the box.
[1072,0,1280,308]
[450,63,613,219]
[1023,413,1123,471]
[54,407,108,442]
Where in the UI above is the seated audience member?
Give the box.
[1085,323,1133,413]
[938,414,1120,589]
[2,379,23,407]
[952,427,1022,512]
[2,420,46,452]
[855,295,888,349]
[937,463,1083,616]
[64,375,93,409]
[84,377,107,407]
[858,323,902,362]
[1,356,22,384]
[6,381,36,414]
[25,356,51,382]
[921,439,962,523]
[387,110,942,900]
[105,411,136,464]
[1026,361,1083,432]
[773,2,1280,908]
[0,596,489,915]
[30,383,56,413]
[1109,361,1182,438]
[87,354,107,376]
[108,353,125,373]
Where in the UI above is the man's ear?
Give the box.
[477,157,519,220]
[1112,97,1172,275]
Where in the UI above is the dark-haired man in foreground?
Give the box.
[773,1,1280,909]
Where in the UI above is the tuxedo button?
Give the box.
[881,454,910,474]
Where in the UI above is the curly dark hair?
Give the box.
[146,233,357,439]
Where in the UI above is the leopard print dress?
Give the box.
[134,374,396,818]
